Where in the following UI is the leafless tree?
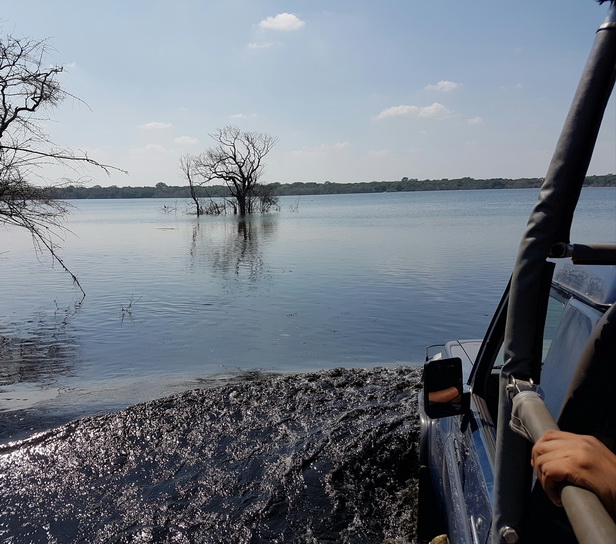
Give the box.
[179,154,229,216]
[191,126,278,217]
[179,154,203,216]
[0,33,124,294]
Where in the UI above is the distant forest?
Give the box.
[45,174,615,200]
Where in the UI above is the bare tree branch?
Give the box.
[186,126,278,216]
[179,154,203,217]
[0,32,126,293]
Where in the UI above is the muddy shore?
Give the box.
[0,366,422,543]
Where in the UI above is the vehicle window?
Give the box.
[476,287,602,445]
[542,294,567,362]
[492,344,505,372]
[490,291,567,376]
[540,298,602,419]
[482,290,567,425]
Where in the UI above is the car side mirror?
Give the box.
[424,357,470,419]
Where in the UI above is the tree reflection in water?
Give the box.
[189,217,278,284]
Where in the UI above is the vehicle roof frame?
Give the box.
[491,3,616,542]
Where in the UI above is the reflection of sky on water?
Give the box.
[0,189,613,427]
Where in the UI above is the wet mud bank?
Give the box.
[0,366,422,543]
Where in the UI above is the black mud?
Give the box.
[0,366,422,543]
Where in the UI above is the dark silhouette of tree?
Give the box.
[0,33,123,293]
[191,126,278,217]
[179,154,203,216]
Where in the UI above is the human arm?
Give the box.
[428,386,461,403]
[531,430,616,520]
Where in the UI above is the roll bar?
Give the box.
[510,389,616,544]
[550,243,616,265]
[492,2,616,542]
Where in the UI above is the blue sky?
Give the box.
[2,0,615,187]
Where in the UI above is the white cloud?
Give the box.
[332,142,351,150]
[130,144,170,155]
[425,80,460,92]
[230,112,258,119]
[290,142,351,157]
[139,121,172,130]
[367,149,393,158]
[259,13,305,31]
[174,136,199,145]
[247,41,278,50]
[376,102,452,120]
[467,117,484,125]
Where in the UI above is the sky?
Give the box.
[2,0,615,187]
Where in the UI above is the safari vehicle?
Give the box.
[418,3,616,544]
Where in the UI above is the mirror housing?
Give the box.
[423,357,470,419]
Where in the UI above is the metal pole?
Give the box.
[511,391,616,544]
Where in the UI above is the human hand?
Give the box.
[531,430,616,520]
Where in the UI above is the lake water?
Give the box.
[0,188,614,440]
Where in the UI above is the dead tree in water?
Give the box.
[179,154,203,216]
[187,126,279,217]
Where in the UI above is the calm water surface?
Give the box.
[0,189,614,437]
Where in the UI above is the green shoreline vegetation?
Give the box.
[46,174,615,200]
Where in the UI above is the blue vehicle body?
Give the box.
[419,263,616,543]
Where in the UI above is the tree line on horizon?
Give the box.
[3,28,611,290]
[45,174,615,200]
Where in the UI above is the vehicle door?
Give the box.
[462,282,599,542]
[451,284,570,543]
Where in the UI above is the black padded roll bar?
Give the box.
[550,243,616,265]
[510,391,616,544]
[493,2,616,541]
